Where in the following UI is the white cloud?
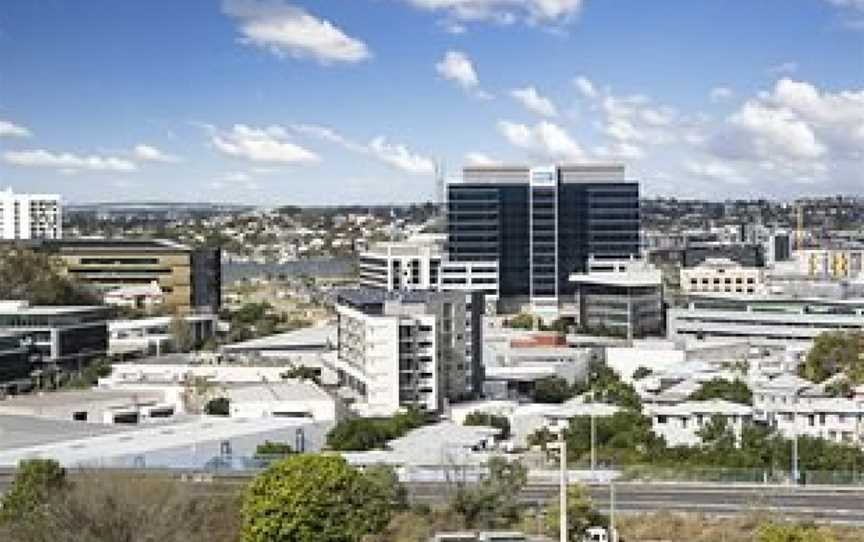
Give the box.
[292,123,435,175]
[211,124,320,164]
[709,87,734,102]
[133,144,181,163]
[712,78,864,165]
[369,137,436,175]
[0,120,31,138]
[222,0,370,64]
[497,119,586,161]
[510,86,558,117]
[436,50,485,96]
[401,0,583,26]
[4,150,137,172]
[768,61,798,75]
[573,76,597,99]
[684,159,746,184]
[465,152,500,166]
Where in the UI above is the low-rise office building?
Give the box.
[24,239,221,313]
[0,300,109,372]
[667,295,864,347]
[332,289,479,416]
[0,331,35,392]
[568,258,663,340]
[108,313,218,357]
[681,258,765,295]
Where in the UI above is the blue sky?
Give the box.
[0,0,861,204]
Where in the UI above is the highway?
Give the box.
[3,468,864,524]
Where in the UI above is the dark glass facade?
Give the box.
[448,167,640,300]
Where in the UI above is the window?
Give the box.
[72,411,88,422]
[656,415,667,424]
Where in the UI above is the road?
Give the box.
[407,481,864,524]
[3,468,864,524]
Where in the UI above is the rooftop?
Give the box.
[0,389,165,410]
[221,324,336,352]
[0,300,108,315]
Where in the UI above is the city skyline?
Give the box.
[0,0,861,205]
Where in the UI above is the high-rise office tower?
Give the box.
[0,188,62,240]
[447,164,640,313]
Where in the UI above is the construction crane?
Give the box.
[795,202,804,251]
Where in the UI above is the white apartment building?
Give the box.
[332,289,476,416]
[680,258,765,295]
[644,399,753,447]
[770,397,864,446]
[0,188,62,240]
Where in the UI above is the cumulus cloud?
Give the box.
[292,123,435,175]
[497,119,586,161]
[222,0,370,64]
[400,0,584,26]
[133,144,181,163]
[711,78,864,164]
[0,120,31,138]
[435,50,491,98]
[4,149,137,172]
[510,86,558,117]
[211,124,320,164]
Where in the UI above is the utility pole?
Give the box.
[590,411,596,474]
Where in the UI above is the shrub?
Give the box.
[0,459,67,524]
[240,455,392,542]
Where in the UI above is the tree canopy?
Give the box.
[0,247,98,305]
[689,378,753,405]
[240,455,392,542]
[326,408,429,451]
[533,376,573,404]
[800,331,864,383]
[450,457,527,530]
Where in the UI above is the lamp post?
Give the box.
[548,426,568,542]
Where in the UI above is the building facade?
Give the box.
[569,258,664,339]
[0,188,61,240]
[668,296,864,347]
[447,164,640,314]
[0,301,109,372]
[0,331,35,392]
[33,239,221,313]
[332,289,479,416]
[680,258,765,295]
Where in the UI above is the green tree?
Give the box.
[170,314,195,353]
[0,247,98,306]
[205,397,230,416]
[689,378,753,405]
[544,484,606,541]
[0,459,67,524]
[240,455,392,542]
[326,409,429,451]
[463,411,511,440]
[507,313,536,330]
[800,331,864,383]
[451,457,527,529]
[533,377,572,404]
[697,415,737,450]
[363,465,408,512]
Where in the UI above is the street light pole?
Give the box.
[792,399,799,484]
[559,428,568,542]
[590,411,596,475]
